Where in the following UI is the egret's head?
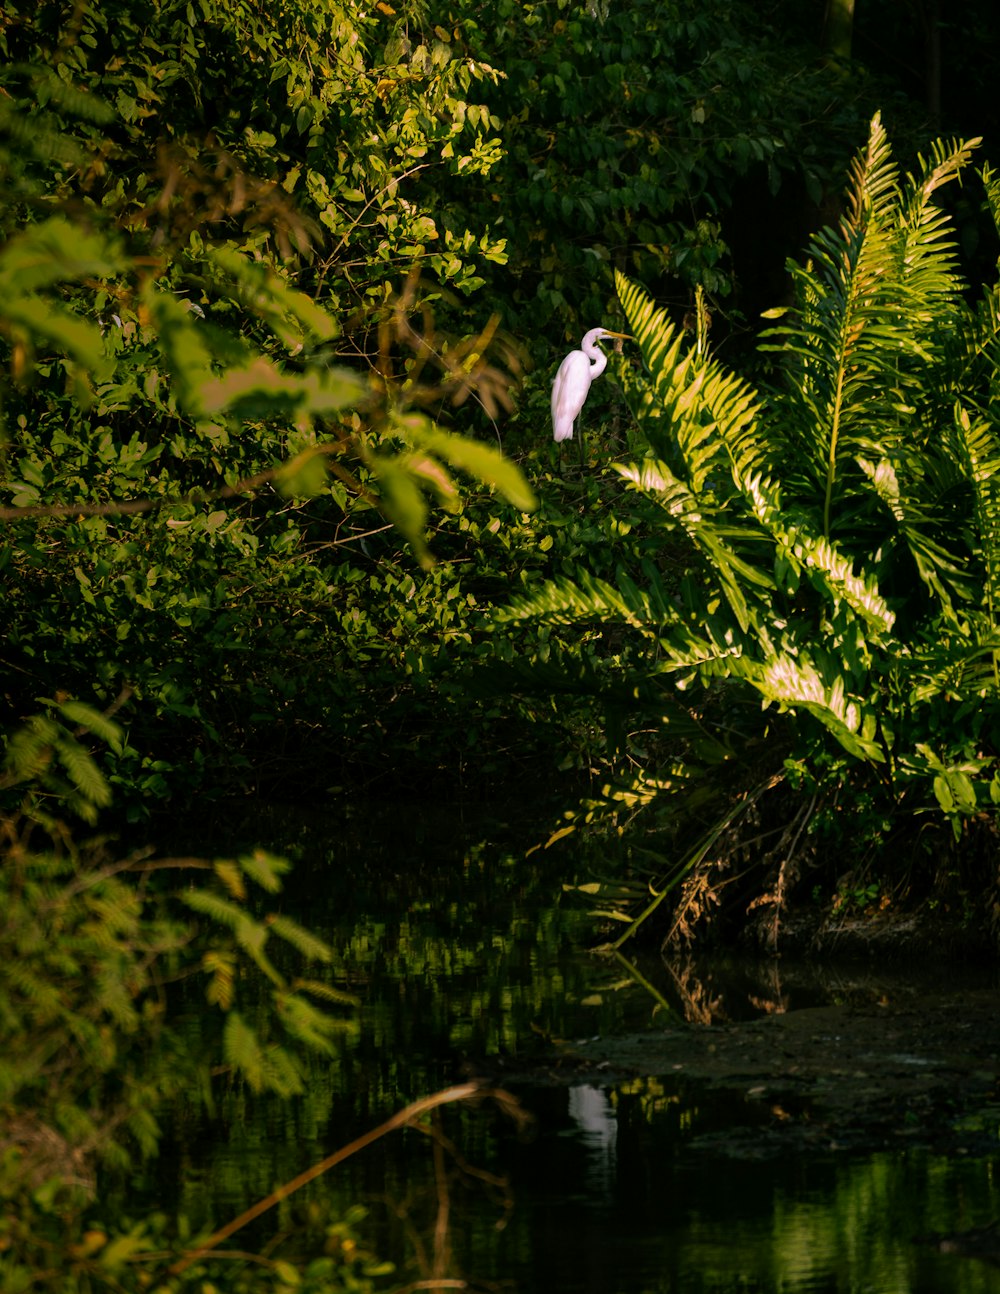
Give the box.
[598,328,632,353]
[581,326,633,350]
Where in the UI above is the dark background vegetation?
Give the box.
[2,0,1000,1287]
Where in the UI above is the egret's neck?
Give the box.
[588,350,608,378]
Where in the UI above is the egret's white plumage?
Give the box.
[551,328,629,442]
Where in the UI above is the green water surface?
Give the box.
[141,803,1000,1294]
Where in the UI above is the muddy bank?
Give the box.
[746,904,1000,961]
[474,973,1000,1160]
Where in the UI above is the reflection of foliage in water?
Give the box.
[145,813,628,1225]
[136,807,1000,1294]
[0,765,382,1290]
[667,1152,1000,1292]
[501,1089,1000,1294]
[55,796,997,1294]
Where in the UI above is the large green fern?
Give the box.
[764,113,982,589]
[507,115,1000,939]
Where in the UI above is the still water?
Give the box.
[151,803,1000,1293]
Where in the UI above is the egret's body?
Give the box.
[551,328,629,443]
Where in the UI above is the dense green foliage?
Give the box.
[3,0,994,816]
[0,0,547,812]
[0,723,370,1289]
[2,0,1000,1284]
[461,0,875,330]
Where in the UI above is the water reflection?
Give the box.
[504,1090,1000,1293]
[567,1084,618,1201]
[148,802,1000,1294]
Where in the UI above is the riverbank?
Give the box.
[471,955,1000,1161]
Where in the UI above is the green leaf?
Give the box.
[198,358,365,418]
[223,1012,268,1092]
[268,915,334,963]
[0,217,122,294]
[367,452,431,563]
[275,449,330,498]
[205,246,338,347]
[409,423,536,512]
[2,295,110,377]
[143,285,215,416]
[58,701,124,752]
[238,851,290,893]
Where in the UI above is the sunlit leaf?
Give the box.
[275,448,330,498]
[58,701,123,752]
[198,358,365,418]
[268,915,334,963]
[409,423,536,512]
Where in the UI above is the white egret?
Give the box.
[551,327,631,444]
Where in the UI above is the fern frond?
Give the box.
[223,1014,306,1096]
[179,889,245,932]
[234,915,283,985]
[9,62,116,125]
[764,115,978,543]
[203,950,237,1009]
[223,1012,267,1092]
[275,992,342,1054]
[843,110,899,232]
[858,451,976,610]
[125,1104,162,1159]
[983,165,1000,243]
[615,272,688,402]
[740,470,895,636]
[3,961,66,1022]
[0,94,86,167]
[727,650,885,763]
[260,1045,305,1098]
[268,915,334,964]
[953,407,1000,682]
[57,701,124,751]
[212,860,247,901]
[503,569,673,630]
[63,1007,109,1065]
[293,977,361,1008]
[237,849,290,894]
[54,736,112,809]
[617,458,774,633]
[901,132,980,235]
[95,969,139,1031]
[82,887,142,940]
[2,716,61,782]
[908,634,1000,703]
[615,268,762,486]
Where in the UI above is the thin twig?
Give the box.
[430,1110,452,1285]
[165,1083,486,1277]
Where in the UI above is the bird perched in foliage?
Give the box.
[551,327,630,443]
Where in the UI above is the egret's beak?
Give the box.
[604,330,633,354]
